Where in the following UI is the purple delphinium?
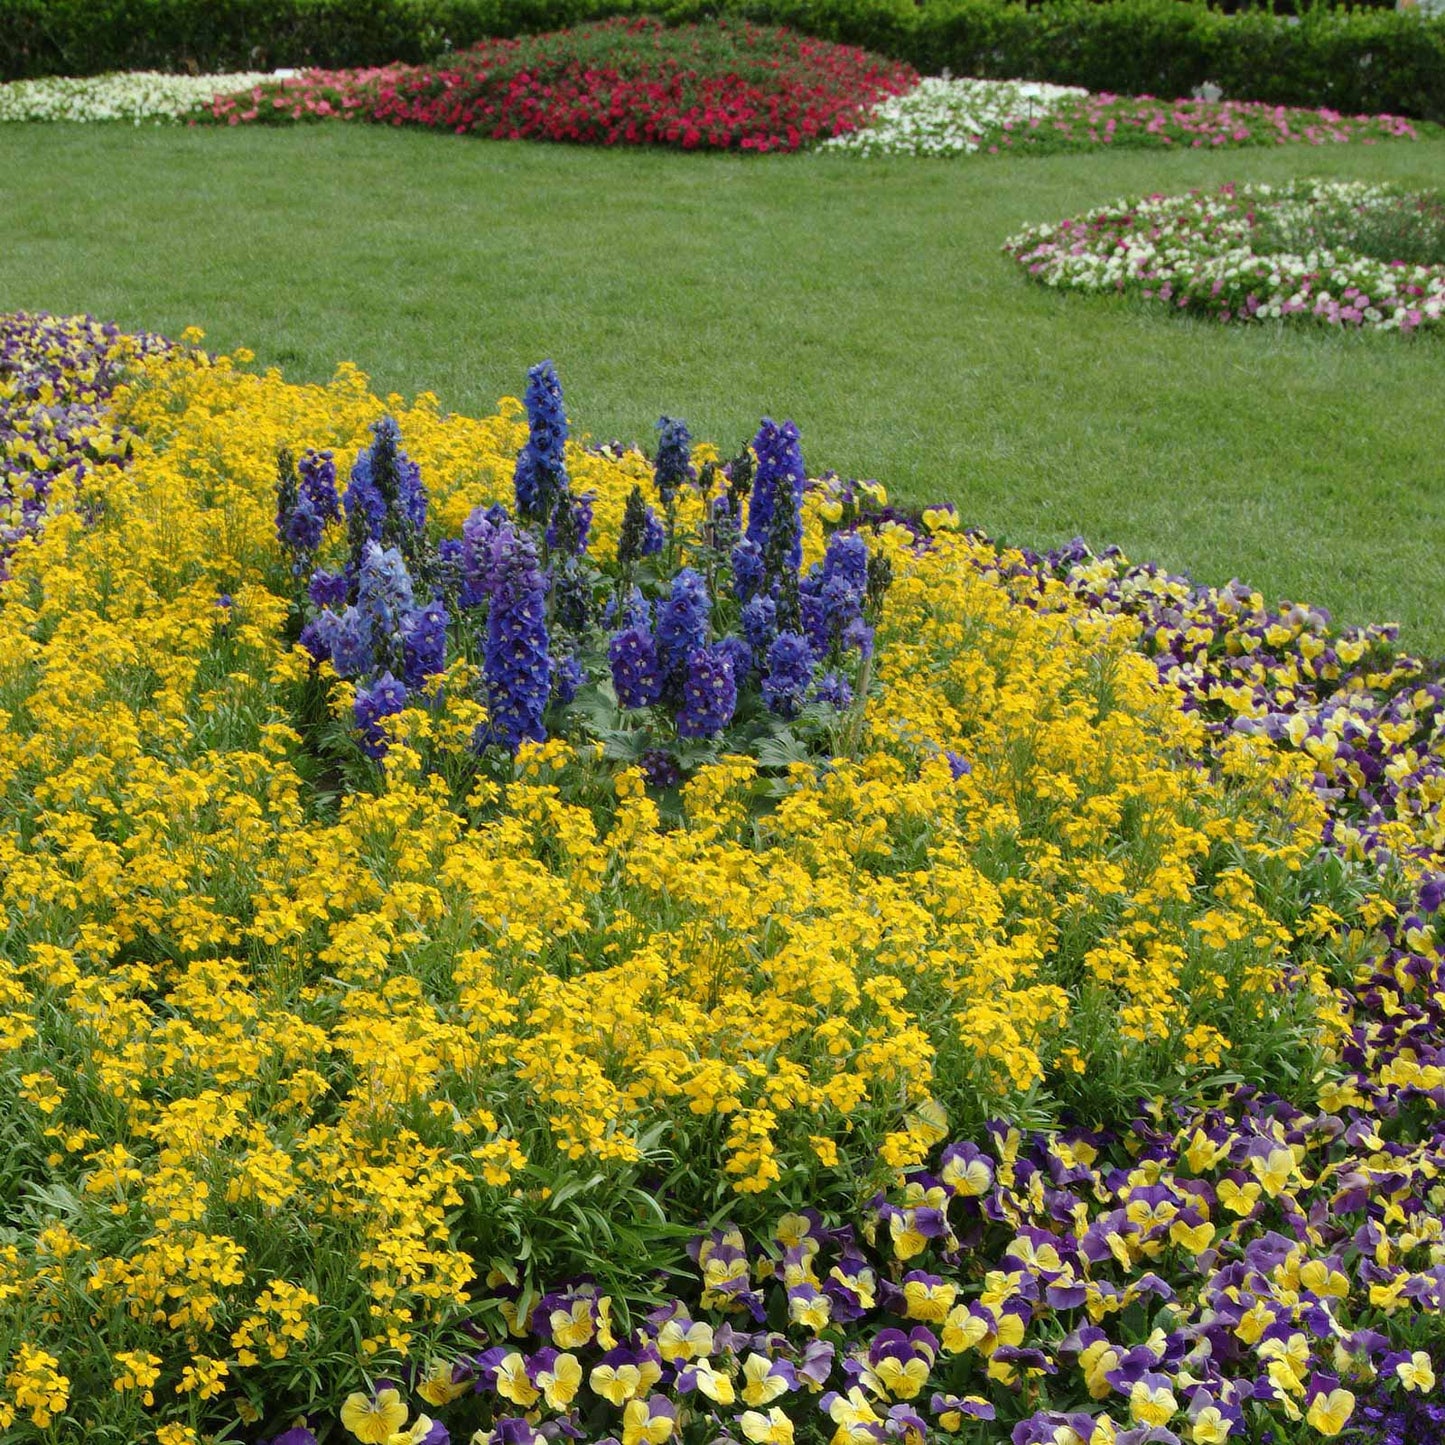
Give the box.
[326,606,372,679]
[308,568,348,609]
[551,653,587,706]
[654,415,695,509]
[716,633,755,687]
[677,644,738,738]
[345,416,427,562]
[514,360,569,525]
[401,597,448,690]
[297,448,340,524]
[763,631,814,718]
[546,489,594,557]
[804,530,870,654]
[481,529,551,749]
[460,503,514,605]
[740,594,778,662]
[354,672,408,758]
[731,538,765,603]
[357,541,415,657]
[655,568,712,680]
[745,418,806,571]
[815,671,854,709]
[609,626,664,709]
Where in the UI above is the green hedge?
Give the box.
[3,0,1443,124]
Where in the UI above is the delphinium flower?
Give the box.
[353,672,409,759]
[616,488,649,567]
[732,538,766,604]
[357,540,416,671]
[274,447,326,568]
[740,595,778,669]
[676,645,738,738]
[609,624,665,709]
[803,530,869,657]
[514,360,569,526]
[299,604,374,677]
[715,633,755,688]
[481,526,552,749]
[745,418,805,572]
[655,568,712,687]
[551,652,587,705]
[400,596,448,690]
[761,468,804,634]
[654,415,695,512]
[762,631,814,718]
[460,502,514,606]
[815,671,853,709]
[297,447,340,523]
[546,489,594,556]
[345,415,428,571]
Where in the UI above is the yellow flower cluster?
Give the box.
[0,343,1343,1437]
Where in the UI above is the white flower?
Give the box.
[0,70,284,124]
[819,76,1084,158]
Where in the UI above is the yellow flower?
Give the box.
[621,1400,674,1445]
[1190,1406,1233,1443]
[1129,1379,1177,1427]
[1304,1388,1355,1437]
[535,1352,583,1411]
[1396,1352,1435,1392]
[739,1408,795,1445]
[341,1388,409,1444]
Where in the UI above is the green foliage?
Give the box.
[3,0,1444,124]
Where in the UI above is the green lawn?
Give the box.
[4,122,1443,650]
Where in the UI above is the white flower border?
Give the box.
[820,76,1084,157]
[0,71,289,123]
[1004,179,1445,333]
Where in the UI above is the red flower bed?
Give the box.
[199,17,918,152]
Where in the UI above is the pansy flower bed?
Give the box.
[1,313,1443,1445]
[1004,180,1445,332]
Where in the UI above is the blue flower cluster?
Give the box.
[289,419,452,759]
[744,417,805,569]
[281,367,886,769]
[677,644,738,738]
[345,417,428,554]
[602,418,880,741]
[480,523,551,749]
[275,448,340,566]
[514,360,569,526]
[654,414,694,509]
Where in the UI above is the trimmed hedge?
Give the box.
[2,0,1443,123]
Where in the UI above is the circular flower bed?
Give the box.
[1004,179,1445,332]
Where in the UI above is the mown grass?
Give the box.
[3,121,1442,649]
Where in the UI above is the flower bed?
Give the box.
[0,70,282,122]
[0,315,1443,1445]
[1004,180,1445,332]
[2,40,1432,160]
[197,18,919,151]
[822,81,1429,157]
